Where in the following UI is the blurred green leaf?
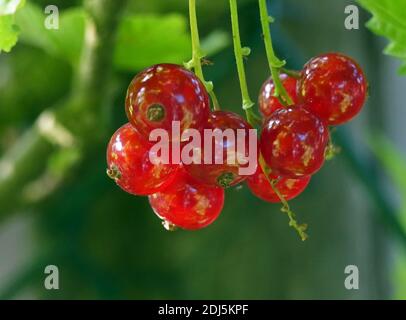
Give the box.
[0,0,25,53]
[15,3,229,71]
[114,14,191,70]
[16,2,85,65]
[201,30,230,57]
[394,250,406,299]
[368,135,406,221]
[17,5,190,68]
[357,0,406,75]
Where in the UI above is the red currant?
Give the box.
[149,170,225,230]
[247,166,311,203]
[260,107,328,178]
[259,74,298,118]
[184,111,256,188]
[106,123,179,196]
[125,64,210,140]
[298,53,367,125]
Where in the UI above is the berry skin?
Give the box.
[149,170,225,230]
[125,64,210,140]
[106,123,179,196]
[260,107,328,178]
[247,166,311,203]
[184,111,256,188]
[298,53,367,125]
[259,74,298,118]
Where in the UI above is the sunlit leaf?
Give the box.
[0,0,25,53]
[357,0,406,75]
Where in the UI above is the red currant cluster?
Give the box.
[253,53,367,205]
[107,52,367,232]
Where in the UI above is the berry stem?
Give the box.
[188,0,220,111]
[258,0,293,107]
[229,0,261,126]
[325,128,341,161]
[259,154,308,241]
[280,68,301,79]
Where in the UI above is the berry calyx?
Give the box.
[106,123,179,196]
[184,111,256,188]
[259,74,298,118]
[149,170,225,230]
[217,172,236,188]
[298,53,367,125]
[247,166,311,203]
[125,63,210,140]
[146,104,165,122]
[260,107,329,178]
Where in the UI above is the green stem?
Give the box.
[188,0,220,110]
[280,67,301,79]
[259,155,308,241]
[229,0,261,126]
[258,0,293,106]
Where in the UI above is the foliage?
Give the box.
[11,2,229,70]
[368,134,406,226]
[0,0,25,52]
[358,0,406,75]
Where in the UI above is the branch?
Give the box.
[0,0,128,220]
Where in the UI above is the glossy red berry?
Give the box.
[149,170,225,230]
[260,107,328,178]
[298,53,367,125]
[259,74,298,118]
[106,123,179,196]
[184,111,257,188]
[125,64,210,140]
[247,166,311,203]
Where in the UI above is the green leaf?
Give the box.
[15,2,85,65]
[14,3,229,71]
[357,0,406,75]
[0,0,25,53]
[114,14,191,71]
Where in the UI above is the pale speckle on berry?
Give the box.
[285,179,295,190]
[301,143,314,167]
[339,92,352,114]
[194,194,210,216]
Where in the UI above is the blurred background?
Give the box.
[1,0,406,299]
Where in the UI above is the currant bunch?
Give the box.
[106,52,368,234]
[108,63,229,231]
[253,52,367,204]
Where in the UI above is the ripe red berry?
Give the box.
[298,53,367,125]
[247,166,311,203]
[149,170,225,230]
[106,123,179,196]
[184,111,256,188]
[125,64,210,140]
[259,74,298,118]
[260,107,328,178]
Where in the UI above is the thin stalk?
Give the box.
[259,155,308,241]
[188,0,220,110]
[281,67,301,79]
[258,0,293,106]
[229,0,261,126]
